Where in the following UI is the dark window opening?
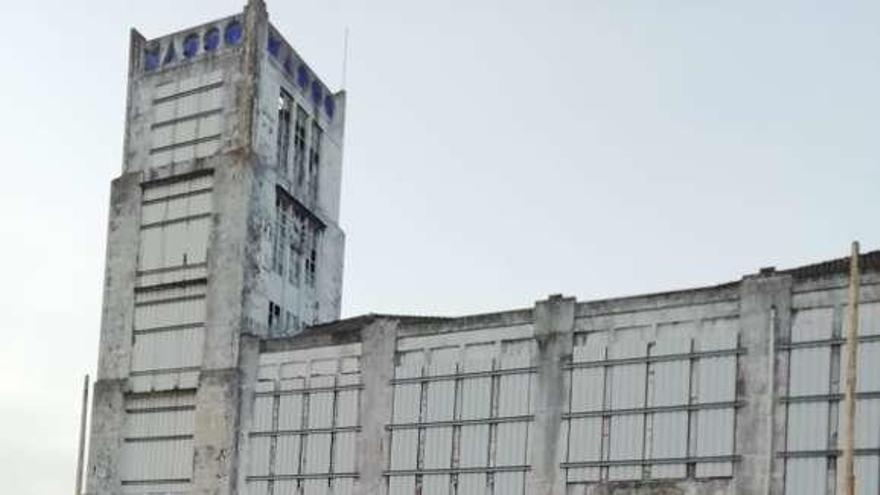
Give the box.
[293,106,307,187]
[268,301,281,335]
[308,122,323,201]
[277,91,293,175]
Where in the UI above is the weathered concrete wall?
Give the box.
[241,255,880,495]
[88,2,347,493]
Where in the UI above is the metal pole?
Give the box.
[841,242,860,495]
[75,375,89,495]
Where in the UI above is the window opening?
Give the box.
[277,91,293,175]
[293,106,308,186]
[308,121,323,201]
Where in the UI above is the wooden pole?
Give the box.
[75,375,89,495]
[841,242,860,495]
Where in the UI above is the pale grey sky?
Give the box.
[1,0,878,492]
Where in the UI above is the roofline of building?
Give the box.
[262,248,880,349]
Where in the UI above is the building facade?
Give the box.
[86,2,880,495]
[87,0,346,493]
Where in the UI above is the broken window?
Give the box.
[308,121,322,200]
[276,91,293,174]
[272,198,285,274]
[289,245,301,285]
[305,228,317,288]
[293,106,308,186]
[268,301,281,335]
[275,188,321,288]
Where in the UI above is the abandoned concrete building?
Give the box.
[85,1,880,494]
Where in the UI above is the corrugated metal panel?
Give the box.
[393,384,421,424]
[493,472,524,495]
[854,456,879,495]
[498,374,530,417]
[608,414,643,480]
[458,473,487,495]
[573,331,607,363]
[244,481,268,495]
[608,328,647,360]
[426,381,455,421]
[423,427,453,469]
[856,399,880,449]
[303,433,331,473]
[696,356,735,403]
[390,429,418,470]
[568,418,601,462]
[786,402,829,451]
[429,347,459,375]
[334,432,357,472]
[396,350,424,379]
[460,424,489,467]
[309,392,334,428]
[570,368,603,412]
[273,480,297,495]
[785,458,826,495]
[463,343,494,372]
[696,318,738,351]
[336,390,358,427]
[125,409,194,438]
[859,302,880,336]
[422,475,450,495]
[134,296,205,331]
[248,436,272,476]
[138,227,164,270]
[650,360,688,407]
[649,412,687,479]
[857,342,880,392]
[792,308,834,342]
[333,478,355,495]
[495,422,528,466]
[278,394,303,430]
[567,467,599,483]
[654,322,695,355]
[302,479,330,495]
[610,364,645,409]
[388,476,415,495]
[461,377,491,419]
[274,435,301,475]
[131,327,204,372]
[499,340,533,369]
[120,438,193,481]
[695,409,733,478]
[789,347,831,396]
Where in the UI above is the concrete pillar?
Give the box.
[736,274,792,495]
[193,369,242,494]
[356,318,398,495]
[527,295,575,495]
[84,379,126,495]
[96,172,141,380]
[86,172,141,495]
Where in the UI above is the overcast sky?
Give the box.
[1,0,879,493]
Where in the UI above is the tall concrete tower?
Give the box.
[86,1,346,493]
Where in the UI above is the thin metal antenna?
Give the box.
[342,27,350,89]
[75,375,90,495]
